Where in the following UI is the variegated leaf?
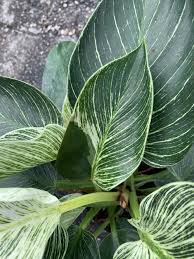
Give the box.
[57,44,153,190]
[43,225,68,259]
[144,0,194,166]
[0,76,63,136]
[68,0,143,107]
[43,194,84,259]
[0,124,65,178]
[0,189,83,259]
[0,76,65,177]
[68,0,194,167]
[0,188,61,259]
[114,182,194,259]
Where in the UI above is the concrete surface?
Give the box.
[0,0,98,87]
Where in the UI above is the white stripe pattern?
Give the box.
[71,44,153,190]
[0,189,84,259]
[0,124,65,178]
[114,182,194,259]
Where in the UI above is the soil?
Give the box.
[0,0,98,88]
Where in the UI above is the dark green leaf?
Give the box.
[0,77,65,177]
[57,44,153,190]
[68,0,143,107]
[68,0,194,167]
[42,41,76,111]
[0,76,63,137]
[168,144,194,182]
[144,0,194,166]
[65,225,101,259]
[0,163,58,192]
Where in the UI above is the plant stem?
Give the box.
[93,209,122,238]
[58,192,119,214]
[134,170,168,183]
[55,180,94,191]
[109,208,120,247]
[129,176,140,219]
[80,208,101,230]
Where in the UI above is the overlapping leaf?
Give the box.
[43,194,84,259]
[0,76,63,136]
[144,0,194,166]
[43,225,68,259]
[68,0,143,107]
[67,0,194,168]
[0,124,65,177]
[42,41,76,111]
[0,163,58,192]
[0,188,61,259]
[57,44,153,190]
[0,189,84,259]
[114,182,194,258]
[0,77,65,177]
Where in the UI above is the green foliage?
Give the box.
[0,0,193,258]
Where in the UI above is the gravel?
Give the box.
[0,0,98,87]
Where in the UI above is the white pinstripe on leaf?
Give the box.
[114,182,194,259]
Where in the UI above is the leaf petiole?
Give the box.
[58,192,119,214]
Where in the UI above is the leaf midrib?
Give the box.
[141,231,173,259]
[0,203,60,232]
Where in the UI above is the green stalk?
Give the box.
[134,170,168,183]
[93,209,122,238]
[80,207,101,230]
[129,176,140,219]
[58,192,119,214]
[109,208,120,247]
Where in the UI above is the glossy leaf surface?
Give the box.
[57,44,153,190]
[68,0,194,167]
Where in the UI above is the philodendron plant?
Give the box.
[0,0,194,258]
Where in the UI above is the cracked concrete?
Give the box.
[0,0,98,87]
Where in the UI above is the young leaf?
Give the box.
[114,182,194,259]
[0,124,65,178]
[42,41,76,111]
[65,225,101,259]
[57,44,153,191]
[0,189,84,259]
[0,76,63,137]
[68,0,143,106]
[143,0,194,166]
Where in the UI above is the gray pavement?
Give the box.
[0,0,98,87]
